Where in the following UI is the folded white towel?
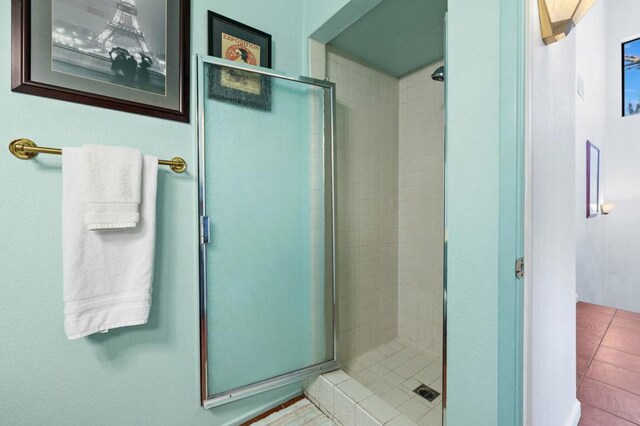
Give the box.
[63,147,158,340]
[82,144,143,230]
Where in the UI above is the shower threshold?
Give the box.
[306,338,442,425]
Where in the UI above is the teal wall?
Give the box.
[329,0,447,77]
[303,0,352,40]
[303,0,383,43]
[0,1,312,425]
[1,0,522,424]
[445,0,506,424]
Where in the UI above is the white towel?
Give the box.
[63,147,158,340]
[82,144,143,230]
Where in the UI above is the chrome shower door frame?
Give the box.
[196,55,339,409]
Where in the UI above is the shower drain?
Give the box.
[413,384,440,402]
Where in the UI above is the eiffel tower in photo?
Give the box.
[96,0,151,56]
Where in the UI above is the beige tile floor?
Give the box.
[252,399,335,425]
[343,338,442,425]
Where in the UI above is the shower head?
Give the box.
[431,66,445,82]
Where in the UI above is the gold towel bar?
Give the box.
[8,138,187,174]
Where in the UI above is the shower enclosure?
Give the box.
[197,56,339,408]
[318,43,447,423]
[197,34,447,425]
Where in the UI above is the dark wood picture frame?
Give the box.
[11,0,190,123]
[586,141,600,218]
[207,11,272,111]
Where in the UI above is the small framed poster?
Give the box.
[623,36,640,117]
[586,141,600,218]
[11,0,190,122]
[207,11,272,111]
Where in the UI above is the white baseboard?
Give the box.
[565,399,582,426]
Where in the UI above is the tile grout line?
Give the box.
[583,374,640,401]
[585,355,640,377]
[578,309,617,390]
[340,338,443,423]
[581,402,640,426]
[598,342,640,358]
[579,306,640,425]
[577,307,640,425]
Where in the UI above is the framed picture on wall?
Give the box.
[207,11,272,111]
[586,141,600,218]
[623,36,640,117]
[11,0,190,122]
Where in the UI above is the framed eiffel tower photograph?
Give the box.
[11,0,190,122]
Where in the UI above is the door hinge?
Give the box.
[515,257,525,280]
[200,216,211,245]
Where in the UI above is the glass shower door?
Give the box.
[197,56,337,408]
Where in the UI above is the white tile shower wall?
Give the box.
[398,63,445,354]
[325,46,400,361]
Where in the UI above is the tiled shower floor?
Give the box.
[343,338,442,424]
